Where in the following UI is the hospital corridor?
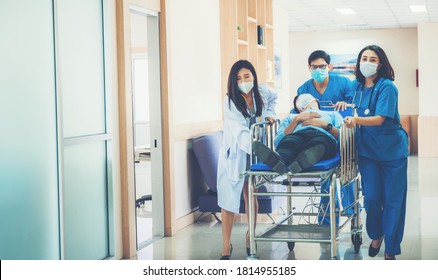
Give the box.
[2,0,438,267]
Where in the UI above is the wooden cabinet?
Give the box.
[220,0,274,95]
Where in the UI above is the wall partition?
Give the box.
[0,0,60,260]
[0,0,115,260]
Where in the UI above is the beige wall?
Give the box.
[418,22,438,116]
[288,28,419,116]
[418,22,438,157]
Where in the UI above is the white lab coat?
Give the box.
[217,84,277,213]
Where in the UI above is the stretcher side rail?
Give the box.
[246,118,362,260]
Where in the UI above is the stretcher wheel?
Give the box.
[352,233,362,253]
[287,242,295,251]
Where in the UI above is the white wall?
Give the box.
[166,0,222,219]
[288,28,419,116]
[166,0,222,126]
[273,4,291,115]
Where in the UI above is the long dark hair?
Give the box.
[227,60,264,118]
[355,45,395,85]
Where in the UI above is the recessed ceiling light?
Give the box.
[409,5,427,13]
[336,8,356,15]
[345,23,369,30]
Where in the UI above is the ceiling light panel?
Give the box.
[336,8,356,15]
[409,5,427,13]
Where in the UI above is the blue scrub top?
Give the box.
[297,73,354,105]
[351,78,409,161]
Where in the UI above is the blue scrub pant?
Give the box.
[359,157,408,256]
[318,180,355,226]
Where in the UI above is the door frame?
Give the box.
[116,0,170,258]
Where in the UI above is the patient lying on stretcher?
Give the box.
[253,93,343,175]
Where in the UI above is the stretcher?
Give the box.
[245,108,362,260]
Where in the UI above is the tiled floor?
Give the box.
[136,156,438,260]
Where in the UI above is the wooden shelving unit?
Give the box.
[220,0,274,95]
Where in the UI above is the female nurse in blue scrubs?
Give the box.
[344,45,409,260]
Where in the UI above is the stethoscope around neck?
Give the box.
[352,83,377,115]
[241,91,261,121]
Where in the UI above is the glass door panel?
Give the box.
[56,0,110,259]
[0,0,59,260]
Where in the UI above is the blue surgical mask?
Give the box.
[311,69,328,83]
[238,81,254,94]
[360,62,379,78]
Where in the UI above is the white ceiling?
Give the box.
[274,0,438,32]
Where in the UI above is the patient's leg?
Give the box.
[287,133,337,173]
[304,133,337,160]
[275,133,306,165]
[288,144,326,173]
[252,141,287,174]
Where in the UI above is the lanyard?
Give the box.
[241,92,261,122]
[352,83,377,115]
[241,92,255,115]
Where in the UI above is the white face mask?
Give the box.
[360,62,379,78]
[238,81,254,94]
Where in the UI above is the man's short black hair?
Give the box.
[308,50,330,65]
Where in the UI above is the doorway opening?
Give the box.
[128,6,164,250]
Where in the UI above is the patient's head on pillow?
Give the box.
[296,93,317,112]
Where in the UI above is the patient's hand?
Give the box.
[297,111,321,123]
[301,117,325,128]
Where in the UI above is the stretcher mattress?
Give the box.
[250,152,341,172]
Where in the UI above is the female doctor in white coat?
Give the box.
[217,60,277,260]
[344,45,409,260]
